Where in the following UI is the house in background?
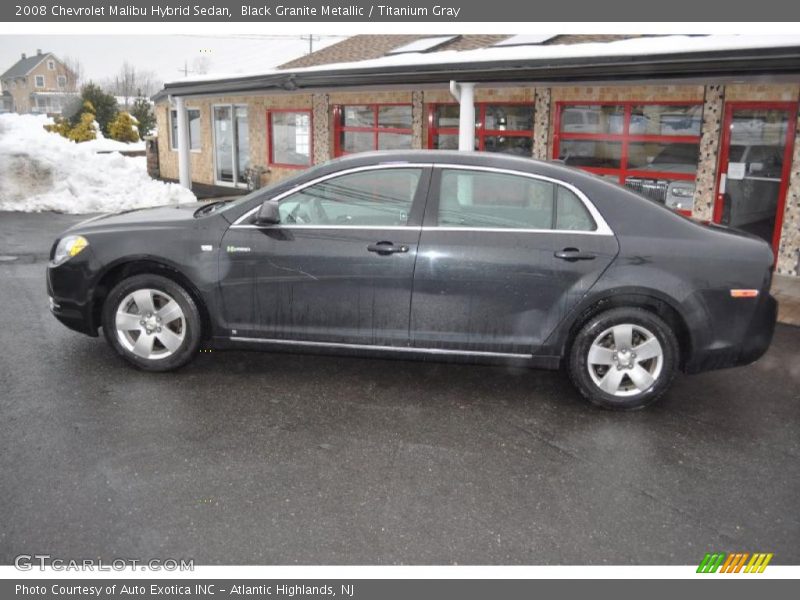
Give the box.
[151,34,800,278]
[1,50,78,115]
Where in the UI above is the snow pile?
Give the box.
[0,113,194,214]
[82,130,146,153]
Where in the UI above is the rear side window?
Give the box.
[556,186,596,231]
[437,169,596,231]
[278,168,422,226]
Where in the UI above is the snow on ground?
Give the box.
[82,132,146,153]
[0,113,194,214]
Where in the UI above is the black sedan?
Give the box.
[46,151,777,409]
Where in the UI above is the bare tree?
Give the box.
[61,55,83,92]
[191,56,212,75]
[106,62,164,108]
[114,61,137,109]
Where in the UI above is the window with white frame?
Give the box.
[170,108,201,151]
[57,75,66,88]
[34,75,45,88]
[47,60,55,70]
[268,110,312,167]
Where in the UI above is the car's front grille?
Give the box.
[625,178,668,203]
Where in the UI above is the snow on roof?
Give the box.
[387,36,460,54]
[492,34,557,47]
[165,34,800,86]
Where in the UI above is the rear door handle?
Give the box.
[367,241,410,255]
[554,247,596,261]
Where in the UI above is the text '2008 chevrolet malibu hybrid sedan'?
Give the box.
[47,151,777,409]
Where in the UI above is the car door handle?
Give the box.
[367,241,410,255]
[554,248,596,261]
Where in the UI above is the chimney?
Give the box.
[36,49,42,55]
[21,53,26,60]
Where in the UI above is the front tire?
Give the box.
[102,274,202,371]
[568,307,678,410]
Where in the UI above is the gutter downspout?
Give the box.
[174,95,192,191]
[449,80,475,152]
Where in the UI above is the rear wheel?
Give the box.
[102,274,201,371]
[568,307,678,410]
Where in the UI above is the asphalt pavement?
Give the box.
[1,211,798,565]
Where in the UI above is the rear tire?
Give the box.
[568,307,678,410]
[102,274,202,372]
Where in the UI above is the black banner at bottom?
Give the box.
[3,579,797,600]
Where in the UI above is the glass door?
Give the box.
[213,104,249,187]
[714,103,797,255]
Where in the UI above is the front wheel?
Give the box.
[568,307,678,410]
[102,274,202,371]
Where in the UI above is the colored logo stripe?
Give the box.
[697,553,726,573]
[745,553,773,573]
[697,552,773,573]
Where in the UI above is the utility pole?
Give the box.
[178,60,191,77]
[300,35,320,54]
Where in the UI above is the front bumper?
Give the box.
[46,257,99,337]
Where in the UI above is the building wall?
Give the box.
[155,81,800,276]
[156,93,314,189]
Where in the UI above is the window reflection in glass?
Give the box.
[630,105,702,136]
[559,140,622,169]
[270,111,311,166]
[560,105,625,134]
[378,105,412,129]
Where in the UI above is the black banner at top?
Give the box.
[4,0,800,22]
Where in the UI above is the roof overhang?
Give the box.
[153,45,800,102]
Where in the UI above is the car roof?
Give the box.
[322,150,589,182]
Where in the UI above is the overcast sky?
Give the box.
[0,34,344,86]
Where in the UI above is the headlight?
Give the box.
[669,183,695,198]
[53,235,89,265]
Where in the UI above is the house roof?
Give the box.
[154,35,800,102]
[277,34,642,69]
[1,53,52,79]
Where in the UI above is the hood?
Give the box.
[67,202,206,232]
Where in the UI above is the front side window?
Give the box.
[437,169,596,232]
[34,75,44,88]
[268,110,311,167]
[278,168,422,227]
[47,60,55,70]
[333,104,413,156]
[57,75,66,88]
[170,108,201,151]
[429,103,533,155]
[555,102,703,212]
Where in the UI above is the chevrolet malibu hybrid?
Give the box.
[47,151,777,409]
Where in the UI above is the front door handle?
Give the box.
[367,241,410,255]
[554,247,596,261]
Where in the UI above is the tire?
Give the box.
[568,307,678,410]
[101,274,202,372]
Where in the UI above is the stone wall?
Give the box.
[691,85,725,222]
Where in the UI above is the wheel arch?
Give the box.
[557,289,694,370]
[90,257,212,340]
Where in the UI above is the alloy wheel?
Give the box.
[115,288,186,360]
[586,323,664,397]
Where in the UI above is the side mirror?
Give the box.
[255,201,280,225]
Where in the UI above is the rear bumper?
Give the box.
[684,292,777,374]
[737,293,778,365]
